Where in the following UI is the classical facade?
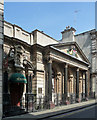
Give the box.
[3,21,94,116]
[0,0,4,119]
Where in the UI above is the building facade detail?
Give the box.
[2,22,94,117]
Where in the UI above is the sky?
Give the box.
[4,2,95,40]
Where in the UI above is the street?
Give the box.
[42,104,97,119]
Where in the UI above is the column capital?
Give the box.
[82,70,88,75]
[85,71,88,74]
[46,56,53,64]
[65,63,68,68]
[76,68,79,71]
[48,58,52,64]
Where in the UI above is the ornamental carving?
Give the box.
[8,45,25,69]
[37,54,42,63]
[66,46,78,58]
[7,45,35,71]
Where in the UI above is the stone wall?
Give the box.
[91,31,97,98]
[75,30,97,98]
[36,51,45,99]
[75,31,94,63]
[4,21,58,47]
[33,30,58,46]
[4,21,33,45]
[0,0,4,119]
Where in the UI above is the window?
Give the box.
[38,88,42,94]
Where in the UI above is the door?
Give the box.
[10,83,24,107]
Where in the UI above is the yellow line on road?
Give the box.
[53,104,96,118]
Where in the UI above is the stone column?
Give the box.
[61,71,63,104]
[76,68,80,102]
[79,76,82,101]
[82,72,84,99]
[0,0,4,119]
[25,70,28,111]
[85,71,88,100]
[48,58,52,102]
[64,64,69,104]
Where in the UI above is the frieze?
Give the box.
[50,53,88,70]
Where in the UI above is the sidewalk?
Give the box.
[3,99,96,120]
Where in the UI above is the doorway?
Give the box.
[10,83,24,107]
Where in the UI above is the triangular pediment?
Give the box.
[51,42,89,63]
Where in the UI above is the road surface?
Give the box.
[42,104,97,119]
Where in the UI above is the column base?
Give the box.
[85,97,88,101]
[76,98,80,103]
[89,92,95,98]
[65,100,70,105]
[49,101,55,109]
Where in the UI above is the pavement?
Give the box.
[2,99,97,120]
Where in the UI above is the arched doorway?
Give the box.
[10,83,24,106]
[9,73,27,107]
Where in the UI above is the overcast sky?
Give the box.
[4,2,95,40]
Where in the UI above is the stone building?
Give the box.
[0,0,4,119]
[59,27,97,99]
[3,21,94,116]
[75,29,97,98]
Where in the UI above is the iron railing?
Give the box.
[3,92,95,117]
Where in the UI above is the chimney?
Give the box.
[61,26,76,42]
